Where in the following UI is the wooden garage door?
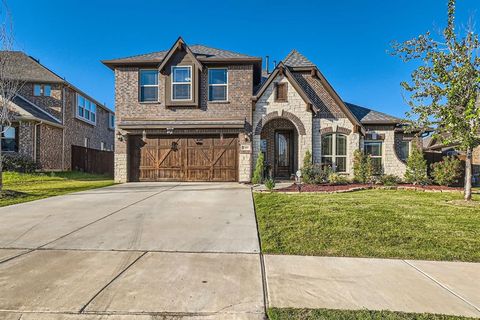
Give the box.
[129,135,238,182]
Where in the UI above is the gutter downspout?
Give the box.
[62,86,66,171]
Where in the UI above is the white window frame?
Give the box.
[399,140,411,161]
[208,68,228,102]
[364,140,383,173]
[76,93,96,125]
[101,141,105,151]
[171,65,192,101]
[322,133,347,173]
[139,69,159,102]
[33,84,51,97]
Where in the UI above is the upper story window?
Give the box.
[208,68,228,101]
[33,84,51,97]
[1,125,18,152]
[109,113,115,129]
[275,82,288,102]
[172,66,192,100]
[139,70,158,102]
[364,140,383,174]
[322,133,347,172]
[77,94,96,124]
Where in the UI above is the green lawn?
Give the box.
[0,171,115,207]
[254,190,480,262]
[268,308,476,320]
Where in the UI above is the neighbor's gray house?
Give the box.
[103,37,413,183]
[2,51,115,171]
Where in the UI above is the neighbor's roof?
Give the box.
[0,51,113,113]
[11,95,62,126]
[103,44,261,66]
[344,102,403,125]
[283,50,315,68]
[0,51,65,83]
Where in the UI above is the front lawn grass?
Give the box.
[0,171,114,207]
[254,190,480,262]
[268,308,476,320]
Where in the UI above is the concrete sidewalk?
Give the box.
[265,255,480,317]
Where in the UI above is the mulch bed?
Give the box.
[273,183,463,193]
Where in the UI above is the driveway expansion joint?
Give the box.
[79,251,148,314]
[403,259,480,313]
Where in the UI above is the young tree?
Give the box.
[391,0,480,200]
[252,152,264,184]
[404,143,429,185]
[0,0,22,191]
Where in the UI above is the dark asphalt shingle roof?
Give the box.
[345,102,402,124]
[12,95,62,124]
[0,51,64,83]
[283,50,315,67]
[107,44,257,63]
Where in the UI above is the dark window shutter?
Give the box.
[275,83,288,102]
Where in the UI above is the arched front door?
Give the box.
[274,130,294,178]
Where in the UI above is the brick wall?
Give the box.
[113,63,254,183]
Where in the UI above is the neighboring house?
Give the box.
[1,51,115,171]
[103,37,413,183]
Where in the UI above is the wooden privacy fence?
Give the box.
[71,145,114,177]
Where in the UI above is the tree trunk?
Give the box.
[464,148,472,201]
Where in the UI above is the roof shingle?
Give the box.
[0,51,64,83]
[345,102,402,124]
[283,49,315,67]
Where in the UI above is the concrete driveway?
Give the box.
[0,182,264,319]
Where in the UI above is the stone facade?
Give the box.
[253,74,312,177]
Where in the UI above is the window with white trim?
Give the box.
[101,141,106,151]
[208,68,228,101]
[364,140,383,174]
[77,94,96,124]
[33,84,51,97]
[321,133,347,172]
[399,140,410,161]
[1,125,17,152]
[172,66,192,100]
[139,69,158,102]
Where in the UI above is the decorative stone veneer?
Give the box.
[364,125,407,177]
[253,74,312,178]
[314,117,360,176]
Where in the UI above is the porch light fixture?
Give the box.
[116,130,124,142]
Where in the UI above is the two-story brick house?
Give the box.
[104,37,413,183]
[2,51,115,171]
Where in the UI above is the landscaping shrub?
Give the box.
[265,178,275,190]
[252,152,264,184]
[380,174,400,186]
[327,172,350,185]
[431,156,462,186]
[302,164,328,184]
[353,150,374,183]
[404,143,429,185]
[2,153,40,173]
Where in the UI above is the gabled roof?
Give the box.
[253,62,316,112]
[158,37,203,72]
[0,51,65,83]
[283,50,315,68]
[102,42,261,68]
[11,95,62,126]
[345,102,403,125]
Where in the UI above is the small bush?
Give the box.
[431,156,462,186]
[2,153,40,173]
[353,150,374,183]
[328,173,350,185]
[265,178,276,190]
[302,164,328,184]
[380,174,400,186]
[252,152,264,184]
[404,143,429,185]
